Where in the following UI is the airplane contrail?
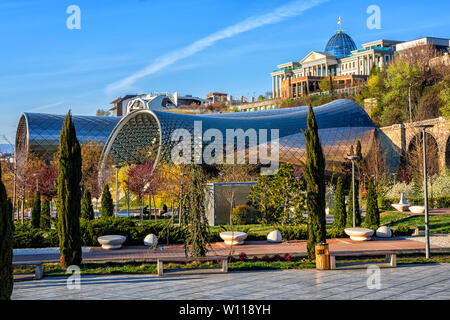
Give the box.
[105,0,328,94]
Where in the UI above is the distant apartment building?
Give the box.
[270,27,449,99]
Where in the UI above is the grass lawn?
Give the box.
[389,214,450,234]
[13,253,450,277]
[379,211,410,225]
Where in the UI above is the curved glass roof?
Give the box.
[325,31,357,59]
[16,99,394,174]
[15,113,121,161]
[102,99,377,172]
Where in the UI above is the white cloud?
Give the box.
[105,0,328,95]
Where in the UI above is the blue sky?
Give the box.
[0,0,449,142]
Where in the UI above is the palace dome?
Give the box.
[324,30,357,59]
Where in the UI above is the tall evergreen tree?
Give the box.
[347,181,361,227]
[184,165,210,257]
[333,176,346,229]
[81,189,95,220]
[40,198,51,229]
[0,162,13,300]
[57,111,82,268]
[31,190,41,228]
[101,184,114,217]
[302,105,326,260]
[364,177,380,229]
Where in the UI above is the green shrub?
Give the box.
[327,226,348,239]
[40,199,51,229]
[232,205,251,225]
[393,224,414,236]
[31,191,41,229]
[378,196,393,211]
[278,225,308,240]
[101,185,114,217]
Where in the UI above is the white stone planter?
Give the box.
[219,231,248,245]
[409,206,425,214]
[344,228,374,241]
[376,226,392,238]
[267,230,282,243]
[392,193,411,212]
[144,234,157,246]
[97,235,126,250]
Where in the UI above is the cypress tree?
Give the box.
[0,161,13,300]
[40,198,51,229]
[184,165,210,257]
[333,176,346,229]
[57,111,82,268]
[364,177,380,229]
[347,180,362,227]
[81,189,95,220]
[101,184,114,217]
[31,190,41,228]
[302,106,326,260]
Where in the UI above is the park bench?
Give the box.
[157,256,228,276]
[13,261,44,279]
[330,251,397,270]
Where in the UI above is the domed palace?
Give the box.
[269,21,448,100]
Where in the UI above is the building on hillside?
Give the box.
[395,37,450,58]
[205,92,228,104]
[108,92,204,116]
[270,22,449,100]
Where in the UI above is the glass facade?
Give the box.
[102,99,377,173]
[15,113,121,162]
[325,31,357,59]
[16,99,391,174]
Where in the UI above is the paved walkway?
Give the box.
[13,237,449,263]
[11,263,450,300]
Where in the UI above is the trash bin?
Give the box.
[315,243,330,270]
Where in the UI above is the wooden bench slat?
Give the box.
[330,251,396,257]
[13,262,43,266]
[158,256,227,262]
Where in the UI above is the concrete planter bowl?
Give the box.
[97,235,126,249]
[409,206,425,214]
[219,231,248,245]
[344,228,374,241]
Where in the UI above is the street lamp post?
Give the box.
[347,155,361,228]
[415,124,433,259]
[113,164,122,217]
[33,172,40,192]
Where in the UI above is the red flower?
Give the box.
[239,252,248,261]
[284,253,291,261]
[252,256,259,262]
[272,254,281,261]
[262,255,270,262]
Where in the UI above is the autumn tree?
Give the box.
[126,161,158,223]
[81,142,104,200]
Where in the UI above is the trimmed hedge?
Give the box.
[381,196,450,210]
[15,218,357,249]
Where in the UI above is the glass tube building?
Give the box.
[16,99,389,173]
